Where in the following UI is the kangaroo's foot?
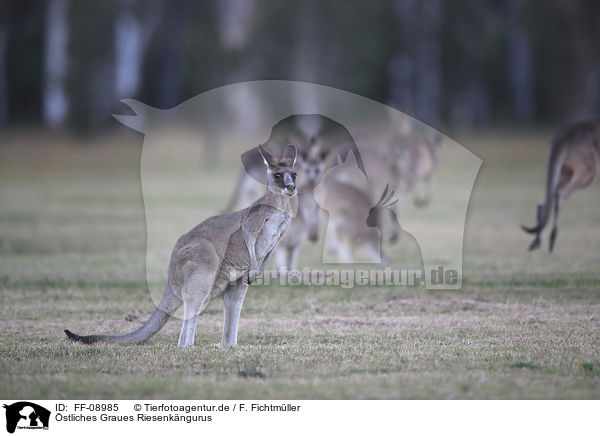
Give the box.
[414,195,431,208]
[528,236,541,251]
[549,227,558,253]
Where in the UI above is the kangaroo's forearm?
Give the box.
[242,211,264,268]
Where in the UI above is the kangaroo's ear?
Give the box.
[280,144,297,167]
[258,145,277,168]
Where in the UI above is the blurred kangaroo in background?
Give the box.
[363,124,443,209]
[315,153,398,263]
[226,114,328,211]
[226,114,364,210]
[274,143,327,269]
[397,128,443,208]
[522,119,600,252]
[355,123,442,242]
[226,114,364,269]
[65,145,298,347]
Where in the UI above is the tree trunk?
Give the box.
[291,0,321,112]
[414,0,442,126]
[0,24,7,126]
[157,2,183,108]
[508,1,535,123]
[214,0,260,158]
[43,0,69,128]
[389,0,442,126]
[114,0,159,98]
[449,5,491,128]
[388,0,416,113]
[568,2,600,119]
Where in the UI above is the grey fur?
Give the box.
[65,145,297,347]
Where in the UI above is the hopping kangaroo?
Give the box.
[522,119,600,251]
[65,145,297,346]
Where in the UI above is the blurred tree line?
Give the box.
[0,0,599,133]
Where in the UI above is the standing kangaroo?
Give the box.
[65,144,297,347]
[315,154,398,263]
[274,143,327,270]
[522,120,600,251]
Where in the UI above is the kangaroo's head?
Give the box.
[297,142,328,188]
[259,144,298,197]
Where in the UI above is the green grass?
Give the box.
[0,130,599,399]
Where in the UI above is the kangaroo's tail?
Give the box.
[64,288,180,345]
[521,139,567,234]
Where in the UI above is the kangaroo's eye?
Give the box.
[291,173,297,180]
[274,173,282,179]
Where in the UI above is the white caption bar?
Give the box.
[0,400,596,436]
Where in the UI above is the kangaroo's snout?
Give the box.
[283,184,296,197]
[283,173,296,195]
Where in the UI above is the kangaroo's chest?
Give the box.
[256,212,292,261]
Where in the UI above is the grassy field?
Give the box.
[0,129,599,399]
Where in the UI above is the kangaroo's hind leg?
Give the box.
[366,239,386,263]
[221,279,249,346]
[549,166,580,252]
[549,192,560,252]
[273,245,290,271]
[288,245,301,270]
[337,239,354,263]
[528,204,543,251]
[177,253,220,347]
[414,174,434,208]
[178,280,212,347]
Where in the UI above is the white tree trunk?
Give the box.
[216,0,255,51]
[114,0,159,98]
[291,0,321,113]
[216,0,260,140]
[44,0,69,127]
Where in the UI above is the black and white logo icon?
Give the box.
[3,402,50,434]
